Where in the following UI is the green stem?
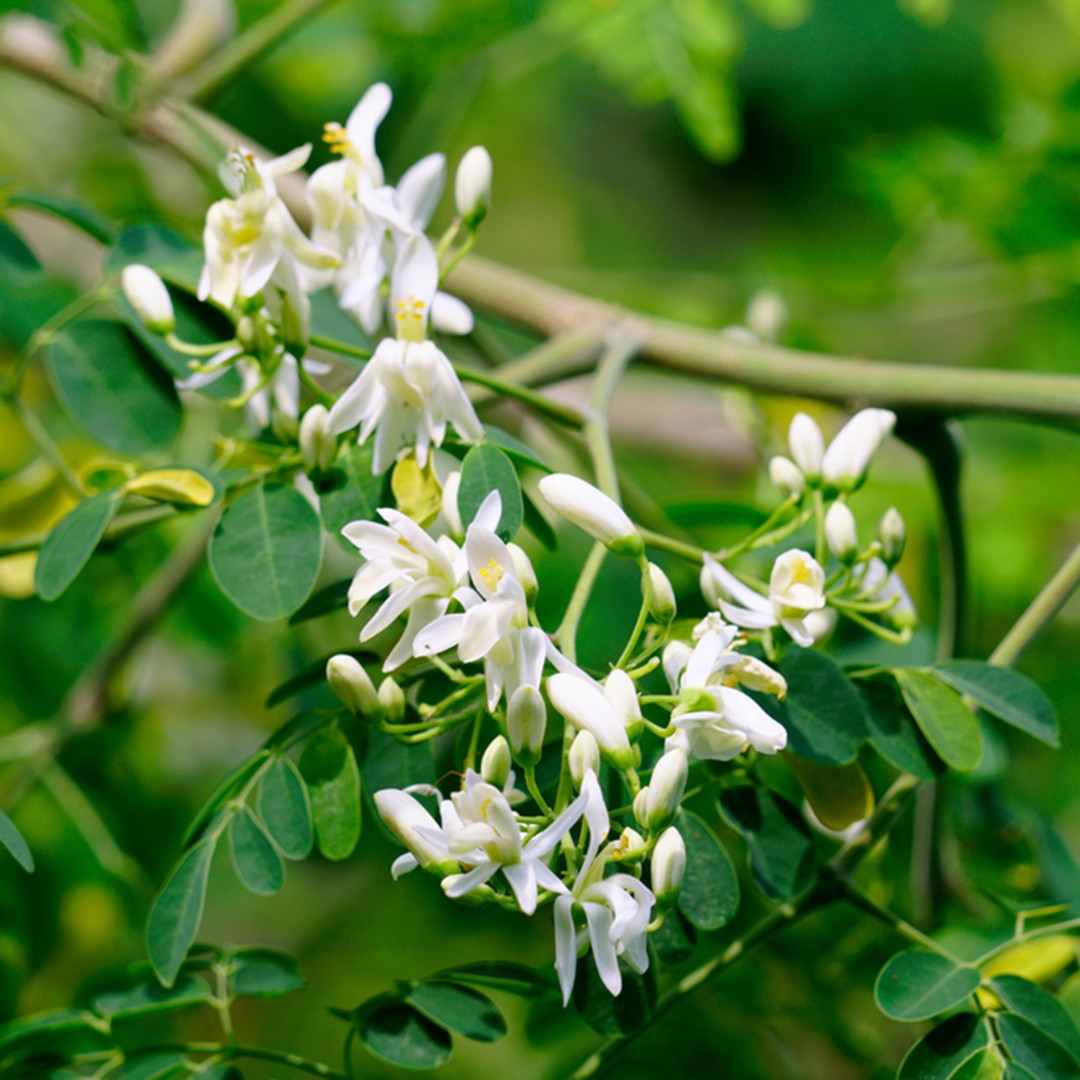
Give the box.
[455,365,584,427]
[637,526,705,564]
[989,541,1080,668]
[106,1043,348,1080]
[583,326,641,500]
[309,334,372,363]
[615,559,651,669]
[8,397,84,495]
[297,360,334,405]
[524,764,552,815]
[556,542,607,662]
[716,495,800,561]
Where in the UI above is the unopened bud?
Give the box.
[378,676,405,722]
[746,288,787,343]
[769,455,805,498]
[455,146,492,228]
[122,265,174,335]
[300,404,336,473]
[374,789,459,879]
[507,685,546,766]
[645,749,688,832]
[645,562,676,624]
[824,501,858,563]
[568,729,599,790]
[538,474,643,558]
[280,289,310,359]
[481,735,512,789]
[326,654,379,715]
[879,507,906,567]
[788,413,824,483]
[651,826,687,910]
[615,827,648,865]
[632,788,650,831]
[507,543,538,602]
[605,669,643,742]
[822,408,896,492]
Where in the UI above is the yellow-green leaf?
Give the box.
[786,755,875,832]
[125,469,216,508]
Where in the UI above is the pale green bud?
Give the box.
[378,676,405,722]
[788,413,824,483]
[122,265,174,335]
[481,735,512,789]
[455,146,492,228]
[632,788,650,831]
[645,749,688,833]
[568,729,599,790]
[280,288,310,359]
[538,474,643,558]
[651,826,686,910]
[326,654,379,715]
[769,455,805,498]
[299,404,336,473]
[824,501,858,564]
[507,543,538,603]
[507,685,546,766]
[879,507,906,568]
[645,562,676,624]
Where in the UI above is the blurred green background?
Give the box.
[2,0,1080,1076]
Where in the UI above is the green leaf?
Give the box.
[932,662,1059,748]
[650,908,697,965]
[898,1014,991,1079]
[34,490,119,602]
[257,756,314,860]
[208,484,323,621]
[228,806,284,895]
[859,676,943,781]
[875,950,981,1022]
[181,751,272,848]
[7,191,117,245]
[573,959,653,1035]
[299,726,361,861]
[287,579,351,627]
[759,648,867,765]
[0,220,81,351]
[675,811,739,931]
[314,442,387,551]
[951,1050,1005,1080]
[457,444,523,541]
[786,756,874,832]
[232,947,306,997]
[107,223,203,291]
[990,975,1080,1064]
[480,424,551,473]
[718,785,815,901]
[998,1013,1080,1078]
[433,962,557,999]
[0,808,34,872]
[45,320,182,454]
[895,669,982,772]
[112,1052,188,1080]
[146,838,216,987]
[407,981,507,1042]
[362,729,435,794]
[93,974,211,1017]
[0,1009,108,1054]
[359,999,453,1070]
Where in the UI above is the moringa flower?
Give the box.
[122,265,174,334]
[537,474,642,557]
[547,673,634,771]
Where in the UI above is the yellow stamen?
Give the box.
[477,557,505,590]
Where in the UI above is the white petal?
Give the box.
[431,291,474,335]
[554,895,577,1006]
[503,861,538,916]
[583,902,621,997]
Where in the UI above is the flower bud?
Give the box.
[481,735,512,789]
[788,413,824,483]
[651,826,687,910]
[374,789,460,879]
[537,474,643,558]
[122,264,174,335]
[879,507,906,567]
[299,404,336,473]
[507,684,546,766]
[822,408,896,491]
[280,288,310,359]
[569,729,600,790]
[644,562,676,624]
[746,288,787,343]
[378,676,405,722]
[769,455,805,498]
[615,827,648,865]
[644,749,688,833]
[440,471,464,537]
[548,674,634,771]
[632,788,650,831]
[326,654,379,715]
[604,669,643,742]
[824,501,858,563]
[455,146,492,228]
[507,543,538,603]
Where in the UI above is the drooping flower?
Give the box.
[373,788,460,880]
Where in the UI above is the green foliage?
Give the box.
[34,490,119,601]
[406,981,507,1043]
[357,998,454,1070]
[228,806,285,895]
[257,755,314,861]
[457,443,523,541]
[0,810,33,873]
[894,669,982,772]
[146,840,215,987]
[298,725,362,861]
[314,442,386,550]
[874,950,980,1022]
[896,1014,990,1079]
[675,811,740,931]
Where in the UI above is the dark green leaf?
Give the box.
[208,484,323,621]
[874,950,981,1022]
[951,1050,1005,1079]
[287,579,351,627]
[433,962,557,999]
[0,809,34,872]
[299,726,361,861]
[228,806,284,895]
[895,669,982,772]
[1002,1066,1040,1080]
[363,729,435,794]
[573,959,651,1036]
[649,908,697,965]
[481,424,551,473]
[257,756,314,860]
[457,444,523,541]
[759,648,867,765]
[359,999,453,1070]
[181,751,272,848]
[107,223,203,291]
[315,442,387,551]
[898,1014,991,1079]
[146,839,216,987]
[718,785,815,901]
[0,1009,108,1053]
[93,974,211,1018]
[407,981,507,1042]
[34,491,119,602]
[0,220,82,351]
[45,320,182,454]
[7,191,116,245]
[112,1052,187,1080]
[522,489,557,549]
[232,947,306,997]
[675,811,739,931]
[991,975,1080,1064]
[998,1013,1080,1078]
[933,662,1059,748]
[859,676,943,780]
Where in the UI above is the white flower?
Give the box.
[554,772,655,1003]
[650,826,686,909]
[547,673,634,771]
[788,413,824,481]
[701,549,826,647]
[645,562,676,623]
[662,629,787,762]
[325,233,483,473]
[198,145,339,311]
[769,455,805,498]
[643,749,687,832]
[436,769,589,915]
[855,557,917,630]
[455,145,493,226]
[569,730,600,789]
[122,265,174,334]
[374,788,460,880]
[822,408,896,490]
[824,501,858,563]
[299,404,337,472]
[537,474,642,557]
[325,654,379,715]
